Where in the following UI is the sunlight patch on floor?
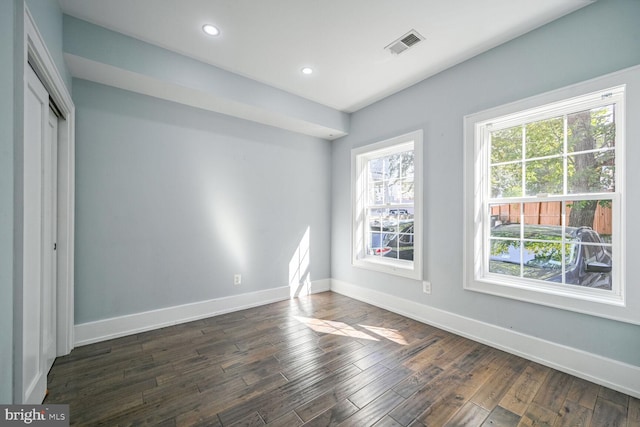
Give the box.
[293,315,378,341]
[359,324,408,345]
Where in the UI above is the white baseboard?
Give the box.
[330,279,640,399]
[75,280,332,346]
[73,277,637,397]
[309,278,332,293]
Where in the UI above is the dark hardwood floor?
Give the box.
[45,292,639,426]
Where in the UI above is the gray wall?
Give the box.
[331,0,640,366]
[73,80,332,324]
[0,0,18,405]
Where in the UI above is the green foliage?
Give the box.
[491,126,522,163]
[491,163,522,197]
[490,105,615,226]
[490,239,575,270]
[526,117,563,158]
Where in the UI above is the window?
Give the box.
[464,80,629,320]
[352,131,423,280]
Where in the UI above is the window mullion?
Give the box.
[520,124,525,277]
[562,114,568,285]
[563,114,569,197]
[521,123,526,198]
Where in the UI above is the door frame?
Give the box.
[17,4,75,402]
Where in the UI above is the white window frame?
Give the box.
[463,66,640,325]
[352,130,423,280]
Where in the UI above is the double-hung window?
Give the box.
[464,78,629,320]
[352,131,423,280]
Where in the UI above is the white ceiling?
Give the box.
[58,0,595,113]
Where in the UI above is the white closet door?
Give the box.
[42,106,58,373]
[22,65,57,404]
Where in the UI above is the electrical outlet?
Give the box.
[234,274,242,285]
[422,281,431,294]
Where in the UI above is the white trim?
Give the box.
[351,130,423,280]
[309,278,332,294]
[63,53,347,141]
[74,280,331,346]
[330,279,640,399]
[16,4,75,404]
[464,65,640,325]
[24,5,75,357]
[75,287,288,346]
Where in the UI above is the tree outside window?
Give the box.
[467,85,624,307]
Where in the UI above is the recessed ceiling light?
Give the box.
[202,24,220,36]
[301,67,313,75]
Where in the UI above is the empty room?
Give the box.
[1,0,639,425]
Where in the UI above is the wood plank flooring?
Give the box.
[45,292,639,426]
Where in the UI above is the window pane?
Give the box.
[536,201,562,226]
[387,181,401,204]
[388,207,412,222]
[526,225,575,242]
[520,202,562,229]
[491,163,522,198]
[491,221,520,239]
[368,151,415,206]
[522,241,563,281]
[491,221,571,242]
[383,222,414,261]
[489,239,521,276]
[368,181,385,205]
[566,243,612,290]
[567,150,615,194]
[489,203,515,230]
[387,209,399,224]
[401,151,414,179]
[491,126,522,163]
[369,158,385,180]
[563,199,613,289]
[525,158,563,196]
[381,158,395,181]
[567,105,615,153]
[565,199,612,232]
[383,151,413,181]
[401,180,414,203]
[368,209,392,257]
[525,117,563,159]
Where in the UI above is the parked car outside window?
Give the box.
[382,221,414,261]
[389,208,410,217]
[489,224,612,289]
[369,221,414,261]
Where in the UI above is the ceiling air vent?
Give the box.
[385,30,425,55]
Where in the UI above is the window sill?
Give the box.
[353,256,421,280]
[463,273,639,324]
[476,274,623,305]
